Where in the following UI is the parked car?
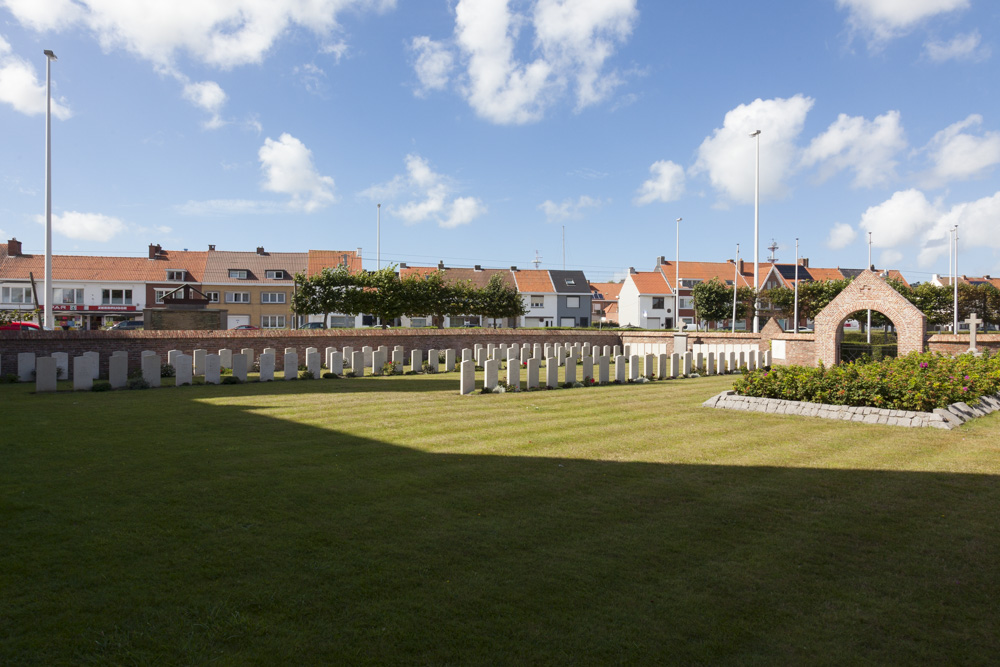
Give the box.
[233,324,260,330]
[109,320,144,330]
[299,322,326,330]
[0,321,42,331]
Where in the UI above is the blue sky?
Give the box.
[1,0,998,283]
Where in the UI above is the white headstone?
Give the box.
[242,348,256,364]
[506,355,520,389]
[342,346,354,367]
[17,352,35,382]
[628,355,639,381]
[306,349,320,379]
[142,354,161,387]
[526,358,540,389]
[445,349,456,372]
[51,352,69,380]
[193,349,207,376]
[546,358,559,388]
[284,351,298,380]
[411,349,422,372]
[328,351,343,375]
[564,355,577,384]
[352,351,365,375]
[219,349,233,369]
[598,356,610,384]
[460,359,476,395]
[644,353,656,379]
[658,353,668,380]
[35,356,57,392]
[232,353,248,382]
[683,351,692,376]
[175,354,193,386]
[707,352,716,376]
[83,351,100,379]
[669,353,680,379]
[363,346,373,367]
[427,349,438,372]
[581,356,593,384]
[615,355,627,383]
[109,354,128,389]
[205,354,221,384]
[484,359,499,390]
[391,349,403,374]
[259,352,275,381]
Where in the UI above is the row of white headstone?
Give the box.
[458,348,772,395]
[16,342,769,393]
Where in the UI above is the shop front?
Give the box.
[52,304,141,330]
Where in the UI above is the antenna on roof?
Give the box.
[532,250,542,269]
[767,238,779,263]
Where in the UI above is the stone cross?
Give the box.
[965,312,983,354]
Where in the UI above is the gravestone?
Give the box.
[219,348,233,369]
[695,352,704,373]
[707,352,716,376]
[74,356,94,390]
[175,354,193,386]
[644,353,656,379]
[329,351,343,375]
[628,355,639,381]
[673,333,688,354]
[306,349,320,379]
[762,350,771,367]
[966,313,983,354]
[564,355,577,384]
[284,351,298,380]
[747,350,757,372]
[17,352,35,382]
[391,349,403,374]
[658,353,668,380]
[109,354,128,389]
[582,356,593,383]
[35,357,57,392]
[52,352,68,380]
[83,351,100,379]
[167,349,182,373]
[411,349,422,372]
[352,351,365,375]
[507,355,520,389]
[342,346,354,367]
[427,349,438,372]
[232,353,248,382]
[526,358,540,389]
[460,359,476,395]
[484,359,499,390]
[193,349,207,376]
[613,345,621,357]
[669,353,680,379]
[614,355,626,383]
[445,349,456,372]
[598,356,610,384]
[546,358,559,388]
[362,346,373,367]
[462,348,472,363]
[683,351,692,376]
[259,352,275,381]
[142,354,161,388]
[242,348,255,364]
[264,347,277,357]
[475,347,487,368]
[205,354,221,384]
[325,347,337,367]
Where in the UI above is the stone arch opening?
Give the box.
[813,270,926,366]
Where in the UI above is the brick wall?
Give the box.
[144,308,227,331]
[0,328,623,377]
[927,334,1000,356]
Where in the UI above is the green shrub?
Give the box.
[221,376,242,385]
[322,372,339,379]
[733,351,1000,412]
[160,364,175,378]
[126,377,149,390]
[0,373,18,384]
[91,381,112,392]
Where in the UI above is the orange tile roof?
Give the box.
[511,270,554,293]
[658,261,753,288]
[590,282,622,300]
[307,250,363,276]
[0,245,207,282]
[400,265,516,289]
[629,271,671,294]
[202,251,306,283]
[805,267,845,282]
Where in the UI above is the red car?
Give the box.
[0,321,42,331]
[233,324,259,330]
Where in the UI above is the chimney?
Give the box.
[148,243,162,259]
[399,262,408,269]
[256,246,266,255]
[800,257,809,267]
[438,260,445,270]
[510,266,518,271]
[628,267,636,275]
[356,247,362,257]
[7,238,22,256]
[656,255,665,266]
[208,244,216,251]
[738,259,745,274]
[474,264,482,271]
[984,275,991,280]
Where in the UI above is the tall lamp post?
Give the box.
[376,203,381,271]
[953,225,959,333]
[43,49,57,330]
[732,243,740,334]
[867,232,872,344]
[675,217,681,329]
[793,238,799,333]
[750,129,761,333]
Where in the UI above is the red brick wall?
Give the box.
[927,334,1000,356]
[0,329,623,377]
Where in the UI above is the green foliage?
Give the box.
[91,381,112,392]
[160,364,176,378]
[0,373,19,384]
[734,351,1000,412]
[221,376,242,385]
[126,377,150,390]
[322,372,339,379]
[691,280,756,327]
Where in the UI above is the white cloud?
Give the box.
[364,154,485,228]
[826,222,858,250]
[418,0,636,124]
[182,80,227,128]
[634,160,685,205]
[922,114,1000,186]
[443,196,487,229]
[411,36,454,95]
[924,30,991,62]
[801,110,906,188]
[837,0,969,46]
[859,189,941,248]
[1,0,84,32]
[0,46,72,119]
[691,95,814,204]
[880,249,903,266]
[258,133,336,212]
[539,195,602,221]
[294,63,327,96]
[34,211,127,242]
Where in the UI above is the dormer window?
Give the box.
[229,269,248,279]
[565,278,576,286]
[266,270,285,280]
[166,269,185,281]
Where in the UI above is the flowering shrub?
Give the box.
[733,351,1000,412]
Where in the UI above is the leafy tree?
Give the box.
[908,282,951,326]
[359,266,408,326]
[477,273,526,326]
[692,279,734,328]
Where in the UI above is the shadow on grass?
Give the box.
[2,386,999,665]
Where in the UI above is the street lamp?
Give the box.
[376,203,381,271]
[867,231,872,344]
[953,225,959,333]
[675,217,681,329]
[43,49,57,330]
[794,238,799,333]
[750,129,761,333]
[732,243,740,334]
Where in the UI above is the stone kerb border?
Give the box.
[703,390,1000,429]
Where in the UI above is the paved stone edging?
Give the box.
[702,391,1000,429]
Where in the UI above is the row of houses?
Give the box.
[1,237,909,330]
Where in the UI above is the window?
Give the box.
[260,292,286,304]
[679,297,693,310]
[329,316,355,328]
[228,269,248,279]
[261,315,286,328]
[55,288,84,304]
[101,289,132,305]
[226,292,250,303]
[652,297,665,309]
[560,317,576,327]
[566,296,580,308]
[530,295,544,308]
[265,270,285,280]
[680,279,702,288]
[564,278,576,286]
[205,291,220,303]
[154,289,176,304]
[409,317,427,327]
[165,269,185,281]
[1,286,32,303]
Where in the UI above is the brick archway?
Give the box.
[813,270,926,366]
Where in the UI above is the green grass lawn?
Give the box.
[3,370,1000,664]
